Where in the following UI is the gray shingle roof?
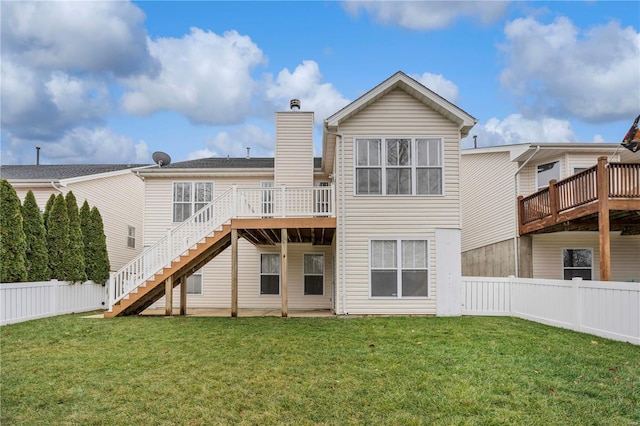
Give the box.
[0,164,149,180]
[164,157,323,169]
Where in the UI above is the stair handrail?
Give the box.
[109,188,234,310]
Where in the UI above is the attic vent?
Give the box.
[290,99,301,111]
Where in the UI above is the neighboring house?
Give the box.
[107,71,477,317]
[461,143,639,281]
[0,164,150,271]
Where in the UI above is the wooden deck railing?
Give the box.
[518,158,640,228]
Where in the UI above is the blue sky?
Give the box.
[1,1,639,165]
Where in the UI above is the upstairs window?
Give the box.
[127,226,136,249]
[173,182,214,222]
[355,137,443,196]
[536,161,560,189]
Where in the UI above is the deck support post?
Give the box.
[165,275,173,316]
[281,228,288,318]
[231,228,238,318]
[179,273,187,316]
[597,156,611,281]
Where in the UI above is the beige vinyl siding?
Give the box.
[65,172,144,271]
[14,187,59,210]
[461,151,517,252]
[275,111,314,187]
[143,175,273,245]
[155,241,333,310]
[335,88,462,315]
[13,173,144,271]
[532,232,639,281]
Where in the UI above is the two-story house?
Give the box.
[461,143,639,282]
[106,71,477,317]
[0,164,149,271]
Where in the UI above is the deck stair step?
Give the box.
[104,225,231,317]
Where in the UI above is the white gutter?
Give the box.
[513,145,540,277]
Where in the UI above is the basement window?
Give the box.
[187,269,203,295]
[260,253,280,295]
[370,239,429,298]
[562,248,593,280]
[304,253,324,295]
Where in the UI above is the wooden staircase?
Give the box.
[105,225,231,317]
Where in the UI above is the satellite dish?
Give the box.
[152,151,171,167]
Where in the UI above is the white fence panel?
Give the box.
[461,277,510,315]
[461,276,639,345]
[0,280,107,326]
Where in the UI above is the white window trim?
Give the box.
[259,252,281,296]
[353,136,445,197]
[127,225,136,249]
[186,269,204,296]
[535,160,562,190]
[303,253,324,296]
[368,238,431,299]
[172,181,215,223]
[561,247,594,280]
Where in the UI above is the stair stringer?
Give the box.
[105,225,232,317]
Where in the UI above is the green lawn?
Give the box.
[1,314,638,425]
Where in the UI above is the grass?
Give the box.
[1,314,638,425]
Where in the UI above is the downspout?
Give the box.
[50,181,64,193]
[325,129,347,315]
[513,145,540,277]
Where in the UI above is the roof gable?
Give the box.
[325,71,477,137]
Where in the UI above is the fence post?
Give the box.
[51,279,59,316]
[572,277,582,333]
[507,275,516,315]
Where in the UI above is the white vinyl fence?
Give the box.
[0,280,107,326]
[462,276,639,345]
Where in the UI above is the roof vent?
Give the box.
[290,99,301,111]
[246,147,250,159]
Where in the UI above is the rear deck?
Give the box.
[518,157,639,280]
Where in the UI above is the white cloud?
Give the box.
[412,72,459,103]
[342,1,510,30]
[500,17,640,122]
[121,28,265,125]
[2,127,151,165]
[0,1,156,76]
[462,114,577,148]
[0,60,110,140]
[187,124,275,160]
[265,61,350,124]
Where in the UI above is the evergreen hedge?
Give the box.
[87,206,110,284]
[47,194,70,280]
[65,192,87,282]
[22,191,50,281]
[0,179,27,282]
[43,193,56,231]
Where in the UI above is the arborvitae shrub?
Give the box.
[22,190,50,281]
[86,206,110,284]
[43,193,56,231]
[47,194,70,280]
[0,179,27,282]
[65,191,87,282]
